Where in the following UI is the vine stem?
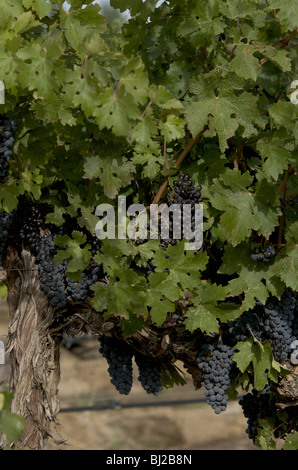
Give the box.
[274,28,298,47]
[259,28,298,67]
[141,101,152,119]
[152,125,208,204]
[277,165,295,249]
[277,164,295,195]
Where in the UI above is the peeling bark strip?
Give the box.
[3,248,64,449]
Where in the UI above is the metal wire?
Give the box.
[60,397,207,413]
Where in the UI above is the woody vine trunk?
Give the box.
[1,247,63,449]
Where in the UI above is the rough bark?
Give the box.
[2,247,64,449]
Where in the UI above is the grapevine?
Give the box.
[0,0,297,451]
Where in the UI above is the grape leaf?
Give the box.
[185,72,260,151]
[184,282,229,334]
[83,154,135,199]
[146,272,180,326]
[267,0,298,31]
[233,339,284,390]
[93,86,140,136]
[230,44,261,81]
[22,0,50,18]
[256,138,291,181]
[255,419,277,450]
[271,222,298,290]
[282,432,298,450]
[159,115,185,142]
[153,242,208,290]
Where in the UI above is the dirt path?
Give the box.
[0,299,256,450]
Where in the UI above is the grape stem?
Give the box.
[152,125,208,204]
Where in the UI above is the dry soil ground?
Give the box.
[0,299,257,451]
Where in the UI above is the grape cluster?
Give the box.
[0,211,15,265]
[227,292,298,365]
[250,245,276,263]
[161,174,202,249]
[134,351,162,396]
[36,235,68,307]
[197,342,235,414]
[0,117,17,182]
[89,237,101,257]
[240,386,298,444]
[292,294,298,339]
[263,292,297,363]
[98,335,134,395]
[228,309,265,343]
[18,200,45,255]
[239,386,274,442]
[7,198,105,308]
[66,263,104,302]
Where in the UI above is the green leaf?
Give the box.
[83,154,135,199]
[185,73,260,152]
[256,138,291,181]
[93,86,140,136]
[131,112,158,145]
[268,101,296,129]
[267,0,298,31]
[0,410,26,444]
[121,313,146,337]
[209,169,261,246]
[146,272,179,326]
[255,419,277,450]
[46,207,66,227]
[221,205,260,246]
[233,339,283,390]
[132,141,162,178]
[282,432,298,450]
[230,45,261,81]
[0,185,23,212]
[54,231,91,275]
[256,61,282,96]
[153,242,208,290]
[261,47,291,72]
[63,65,101,117]
[159,115,185,142]
[92,268,147,318]
[60,9,91,52]
[184,282,228,334]
[121,57,149,105]
[271,222,298,290]
[16,42,63,99]
[22,0,50,18]
[149,85,184,110]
